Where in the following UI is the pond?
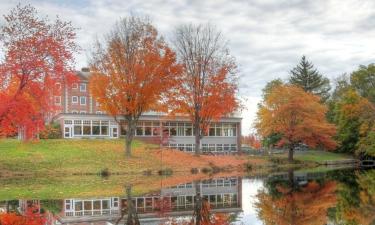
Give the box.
[0,167,374,225]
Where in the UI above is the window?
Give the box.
[144,122,152,136]
[72,110,78,114]
[80,111,86,114]
[74,120,82,135]
[54,96,61,105]
[72,83,78,89]
[55,82,61,90]
[101,121,109,135]
[185,123,192,136]
[92,121,100,135]
[83,120,91,135]
[72,96,78,104]
[202,144,208,152]
[80,96,86,105]
[80,83,87,92]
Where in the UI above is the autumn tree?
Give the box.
[0,4,78,139]
[255,84,336,162]
[170,24,239,155]
[334,89,375,156]
[335,170,375,224]
[350,64,375,104]
[259,79,283,150]
[242,134,261,150]
[89,17,181,157]
[289,56,331,101]
[255,175,337,225]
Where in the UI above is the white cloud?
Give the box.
[1,0,375,135]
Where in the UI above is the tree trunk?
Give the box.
[125,120,134,157]
[194,181,202,225]
[194,120,201,155]
[125,185,140,225]
[288,145,294,163]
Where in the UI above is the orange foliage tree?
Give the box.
[89,17,181,157]
[255,179,337,225]
[170,24,239,155]
[255,84,336,162]
[0,4,78,139]
[242,134,261,150]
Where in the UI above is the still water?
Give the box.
[0,167,374,225]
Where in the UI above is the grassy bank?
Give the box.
[0,139,264,176]
[264,150,354,167]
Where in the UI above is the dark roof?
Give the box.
[76,71,91,81]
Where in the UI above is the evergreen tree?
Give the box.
[289,56,331,101]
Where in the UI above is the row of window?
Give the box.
[55,82,87,92]
[65,120,111,136]
[119,121,237,137]
[165,143,237,152]
[69,111,103,114]
[65,198,119,212]
[123,193,238,213]
[168,177,238,189]
[72,83,87,92]
[202,143,238,152]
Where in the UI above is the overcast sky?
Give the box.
[1,0,375,135]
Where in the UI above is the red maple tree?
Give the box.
[0,4,78,139]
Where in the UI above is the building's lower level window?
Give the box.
[167,143,237,153]
[71,120,110,136]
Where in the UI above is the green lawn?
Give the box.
[0,139,162,175]
[294,150,353,163]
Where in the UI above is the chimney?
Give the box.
[81,67,90,72]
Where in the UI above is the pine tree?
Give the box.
[289,56,331,101]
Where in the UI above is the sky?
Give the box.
[1,0,375,135]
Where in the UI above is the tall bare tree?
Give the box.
[170,24,239,155]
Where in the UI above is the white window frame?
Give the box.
[80,96,86,105]
[72,83,78,89]
[54,96,61,105]
[80,83,87,92]
[71,110,78,114]
[72,96,78,104]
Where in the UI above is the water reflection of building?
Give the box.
[54,177,242,224]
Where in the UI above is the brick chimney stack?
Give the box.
[81,67,90,72]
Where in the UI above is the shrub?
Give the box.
[158,168,173,176]
[39,122,61,139]
[99,168,110,177]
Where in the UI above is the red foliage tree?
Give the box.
[170,24,239,155]
[0,4,78,139]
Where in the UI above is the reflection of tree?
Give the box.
[335,169,375,225]
[0,204,46,225]
[255,170,337,225]
[115,185,140,225]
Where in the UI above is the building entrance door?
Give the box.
[64,126,72,138]
[111,127,118,138]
